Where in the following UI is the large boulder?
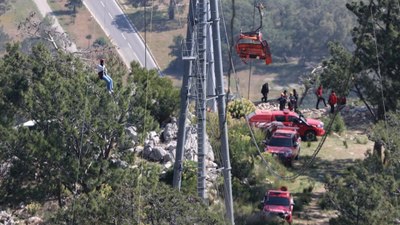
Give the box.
[162,117,178,142]
[0,211,14,225]
[125,126,139,147]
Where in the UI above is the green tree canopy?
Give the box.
[0,43,181,224]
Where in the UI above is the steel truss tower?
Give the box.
[172,0,234,223]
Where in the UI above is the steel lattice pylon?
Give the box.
[172,0,234,223]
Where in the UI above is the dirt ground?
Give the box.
[290,120,373,224]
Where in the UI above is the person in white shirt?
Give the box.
[97,59,113,94]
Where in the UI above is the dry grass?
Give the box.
[0,0,38,42]
[47,0,108,50]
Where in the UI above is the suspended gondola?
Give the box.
[235,3,272,65]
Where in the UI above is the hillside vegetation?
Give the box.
[0,0,399,224]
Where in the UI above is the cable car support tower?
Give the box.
[172,0,234,223]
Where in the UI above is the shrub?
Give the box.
[93,37,107,47]
[27,202,41,215]
[322,114,346,135]
[355,135,368,144]
[343,140,348,148]
[227,98,256,119]
[293,185,314,211]
[318,194,334,210]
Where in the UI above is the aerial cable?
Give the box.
[246,0,375,181]
[225,0,236,102]
[246,1,264,100]
[370,2,399,209]
[71,74,90,224]
[136,0,153,222]
[219,0,240,98]
[246,0,257,100]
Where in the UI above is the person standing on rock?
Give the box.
[261,82,269,103]
[328,90,338,113]
[288,92,296,111]
[315,85,327,109]
[338,95,347,110]
[278,90,288,110]
[292,89,299,111]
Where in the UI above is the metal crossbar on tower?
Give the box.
[173,0,234,223]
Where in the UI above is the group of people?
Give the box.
[316,85,346,113]
[260,83,346,113]
[261,82,299,112]
[277,89,299,111]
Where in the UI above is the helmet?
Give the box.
[100,58,105,63]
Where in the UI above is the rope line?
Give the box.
[225,0,236,100]
[136,0,154,222]
[71,74,90,224]
[370,1,399,210]
[220,0,240,121]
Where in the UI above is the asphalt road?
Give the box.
[83,0,159,71]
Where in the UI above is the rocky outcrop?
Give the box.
[0,210,43,225]
[123,117,219,202]
[0,211,14,225]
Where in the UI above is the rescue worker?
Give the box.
[338,95,347,110]
[261,82,269,102]
[288,92,296,111]
[292,89,299,111]
[315,85,327,109]
[328,90,338,113]
[278,90,288,110]
[97,59,114,94]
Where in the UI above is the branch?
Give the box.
[354,83,377,122]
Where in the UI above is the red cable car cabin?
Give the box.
[235,31,272,65]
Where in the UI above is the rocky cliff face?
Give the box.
[121,117,220,202]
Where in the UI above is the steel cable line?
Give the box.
[370,0,400,210]
[246,1,257,100]
[219,0,241,99]
[136,0,155,222]
[71,73,90,224]
[245,0,376,181]
[225,0,236,101]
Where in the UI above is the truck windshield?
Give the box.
[265,196,290,206]
[268,137,292,147]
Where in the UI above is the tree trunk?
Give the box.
[57,180,63,207]
[354,84,377,122]
[168,0,175,20]
[298,87,310,107]
[373,140,384,164]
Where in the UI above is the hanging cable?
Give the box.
[247,1,257,100]
[71,74,90,224]
[219,0,240,98]
[370,1,399,210]
[225,0,236,102]
[136,0,153,222]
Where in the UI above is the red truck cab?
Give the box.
[263,186,294,224]
[265,127,301,167]
[247,109,325,141]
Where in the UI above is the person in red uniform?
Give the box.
[315,85,327,109]
[328,90,338,113]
